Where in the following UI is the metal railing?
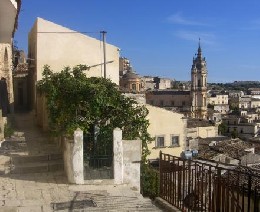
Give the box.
[159,152,260,212]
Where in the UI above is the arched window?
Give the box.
[132,84,136,91]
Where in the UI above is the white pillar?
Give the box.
[64,128,84,184]
[72,128,84,184]
[113,128,123,184]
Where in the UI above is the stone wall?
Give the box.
[0,43,14,113]
[36,93,49,131]
[113,128,141,191]
[0,110,4,142]
[62,128,142,189]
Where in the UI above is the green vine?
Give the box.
[37,65,153,160]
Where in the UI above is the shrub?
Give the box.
[141,163,159,199]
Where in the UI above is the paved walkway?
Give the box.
[0,113,162,212]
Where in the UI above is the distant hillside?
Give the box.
[208,81,260,92]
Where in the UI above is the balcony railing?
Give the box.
[159,152,260,212]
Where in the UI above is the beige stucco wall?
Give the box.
[187,126,218,139]
[208,95,228,105]
[28,18,119,109]
[146,105,187,159]
[251,99,260,108]
[158,78,173,89]
[146,92,191,107]
[0,0,18,43]
[29,17,119,83]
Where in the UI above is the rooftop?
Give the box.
[187,118,215,128]
[147,90,190,95]
[198,138,254,160]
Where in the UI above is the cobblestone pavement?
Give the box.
[0,113,162,212]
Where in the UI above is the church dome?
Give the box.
[122,67,140,80]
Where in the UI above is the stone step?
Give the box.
[11,153,63,164]
[50,194,161,211]
[10,160,64,174]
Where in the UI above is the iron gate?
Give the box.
[83,125,113,180]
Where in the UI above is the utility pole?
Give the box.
[100,31,107,79]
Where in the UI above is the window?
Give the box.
[198,79,201,87]
[156,136,165,147]
[171,135,179,146]
[132,84,136,91]
[4,48,8,69]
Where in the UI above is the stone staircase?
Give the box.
[0,113,164,211]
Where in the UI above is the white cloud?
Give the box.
[175,30,216,46]
[167,12,208,26]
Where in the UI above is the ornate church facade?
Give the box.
[146,42,208,119]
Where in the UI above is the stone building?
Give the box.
[119,57,130,76]
[222,115,259,139]
[248,88,260,99]
[119,67,144,93]
[146,90,192,116]
[0,0,21,114]
[190,42,208,119]
[141,76,156,90]
[153,77,174,90]
[28,17,120,110]
[208,93,229,105]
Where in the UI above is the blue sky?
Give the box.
[15,1,260,82]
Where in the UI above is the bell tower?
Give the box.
[191,40,208,119]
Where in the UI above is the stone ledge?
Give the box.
[154,197,181,212]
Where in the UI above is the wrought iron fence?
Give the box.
[159,152,260,212]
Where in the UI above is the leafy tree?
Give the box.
[207,103,214,109]
[230,105,239,115]
[218,122,227,135]
[231,129,238,138]
[37,65,153,160]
